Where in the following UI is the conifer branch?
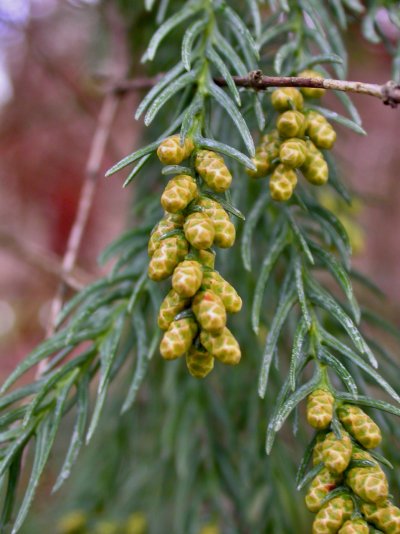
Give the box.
[110,73,400,107]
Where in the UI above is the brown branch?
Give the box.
[0,229,92,290]
[108,71,400,107]
[108,74,164,95]
[36,5,129,378]
[39,92,120,376]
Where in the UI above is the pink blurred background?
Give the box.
[0,1,399,378]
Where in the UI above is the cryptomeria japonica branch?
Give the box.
[3,0,400,531]
[111,71,400,108]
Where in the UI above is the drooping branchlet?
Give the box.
[149,138,242,378]
[247,85,334,200]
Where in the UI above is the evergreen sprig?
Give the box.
[1,1,400,532]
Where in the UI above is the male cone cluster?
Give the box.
[247,70,336,201]
[304,388,400,533]
[148,135,242,378]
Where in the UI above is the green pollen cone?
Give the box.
[183,212,215,250]
[161,174,198,213]
[202,271,242,314]
[312,495,353,534]
[157,135,194,165]
[160,317,198,360]
[361,501,400,534]
[200,327,241,365]
[338,519,369,534]
[276,110,306,138]
[307,389,334,430]
[186,346,214,378]
[271,87,304,111]
[158,289,190,331]
[195,150,232,193]
[337,404,382,449]
[192,290,226,334]
[148,235,188,281]
[172,260,203,298]
[305,467,342,513]
[321,431,352,474]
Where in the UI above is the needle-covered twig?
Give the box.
[109,72,400,108]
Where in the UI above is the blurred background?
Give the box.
[0,0,138,375]
[0,1,399,533]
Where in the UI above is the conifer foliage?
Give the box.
[1,1,400,533]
